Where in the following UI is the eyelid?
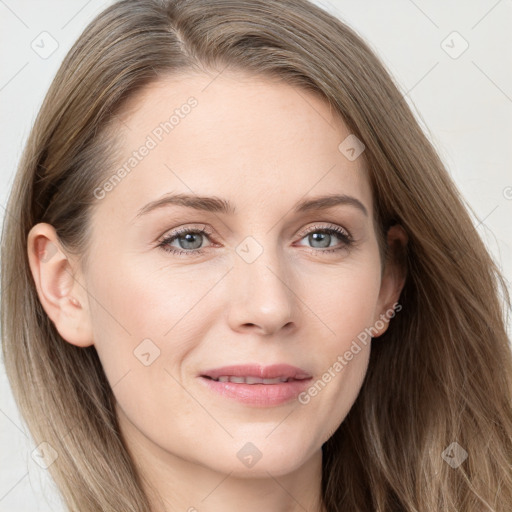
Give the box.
[296,222,352,240]
[158,223,213,241]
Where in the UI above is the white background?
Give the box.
[1,1,511,510]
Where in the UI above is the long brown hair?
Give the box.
[2,1,511,510]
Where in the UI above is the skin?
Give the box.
[27,70,407,512]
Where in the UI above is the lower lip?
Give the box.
[199,376,312,407]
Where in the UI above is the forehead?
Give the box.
[96,70,372,221]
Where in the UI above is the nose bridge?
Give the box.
[227,234,296,333]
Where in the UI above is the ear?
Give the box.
[26,222,94,347]
[371,224,408,338]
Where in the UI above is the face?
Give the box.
[29,70,404,479]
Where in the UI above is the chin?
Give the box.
[207,438,317,478]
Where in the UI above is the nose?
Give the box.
[226,246,297,336]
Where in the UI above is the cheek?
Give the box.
[303,252,383,347]
[84,257,212,453]
[294,254,381,440]
[84,253,228,399]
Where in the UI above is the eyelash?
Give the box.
[157,223,353,257]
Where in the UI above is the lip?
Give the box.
[198,364,312,407]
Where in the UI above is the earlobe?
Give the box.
[26,223,94,347]
[372,224,408,338]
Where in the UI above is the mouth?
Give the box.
[198,364,312,407]
[202,375,302,384]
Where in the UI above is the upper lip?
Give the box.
[200,364,312,380]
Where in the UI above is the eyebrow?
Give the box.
[134,192,368,219]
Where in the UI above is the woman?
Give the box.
[2,0,511,511]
